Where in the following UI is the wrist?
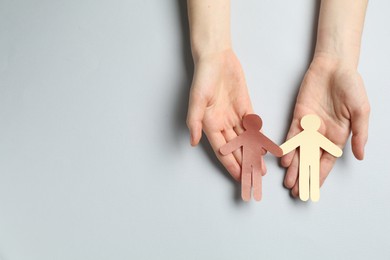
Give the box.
[191,37,232,63]
[314,28,362,69]
[309,54,358,76]
[187,0,232,63]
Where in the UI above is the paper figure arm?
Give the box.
[279,133,303,155]
[318,134,343,157]
[260,135,283,157]
[220,135,244,155]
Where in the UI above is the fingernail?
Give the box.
[190,132,197,146]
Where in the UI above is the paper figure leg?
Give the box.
[299,162,310,202]
[252,164,262,201]
[310,162,320,202]
[241,161,252,202]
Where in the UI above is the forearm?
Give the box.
[314,0,368,69]
[187,0,232,61]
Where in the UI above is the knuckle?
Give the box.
[281,156,291,167]
[185,117,192,129]
[190,90,205,103]
[353,103,371,117]
[186,116,199,130]
[363,103,371,115]
[285,177,295,188]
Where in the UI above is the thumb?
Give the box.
[186,91,208,146]
[351,104,370,160]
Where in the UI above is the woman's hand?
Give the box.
[186,49,265,181]
[281,56,370,197]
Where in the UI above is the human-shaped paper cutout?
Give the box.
[280,114,343,202]
[220,114,283,202]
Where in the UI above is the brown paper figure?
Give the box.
[280,114,343,202]
[220,114,283,202]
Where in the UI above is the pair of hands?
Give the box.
[186,49,370,198]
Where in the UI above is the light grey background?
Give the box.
[0,0,389,259]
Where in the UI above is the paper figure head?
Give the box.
[301,114,321,130]
[243,114,262,131]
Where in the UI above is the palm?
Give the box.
[201,57,252,135]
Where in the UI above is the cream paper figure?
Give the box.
[280,114,343,202]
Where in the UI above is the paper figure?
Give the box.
[220,114,283,202]
[280,114,343,202]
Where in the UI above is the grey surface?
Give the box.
[0,0,389,259]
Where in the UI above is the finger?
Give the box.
[186,91,208,146]
[350,104,370,160]
[284,151,299,189]
[319,152,338,187]
[205,131,241,181]
[281,118,302,167]
[291,180,299,198]
[222,129,242,166]
[234,123,245,136]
